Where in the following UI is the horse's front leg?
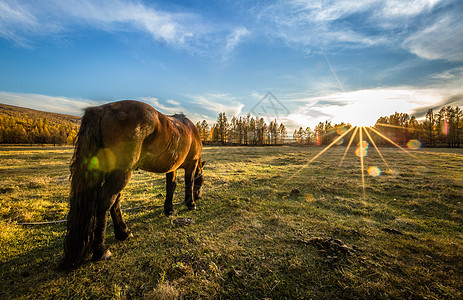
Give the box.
[164,170,177,216]
[184,166,196,210]
[93,170,133,261]
[110,193,133,241]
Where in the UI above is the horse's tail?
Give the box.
[60,107,106,269]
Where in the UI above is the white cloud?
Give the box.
[0,91,96,115]
[166,99,181,106]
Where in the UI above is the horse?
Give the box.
[60,100,205,269]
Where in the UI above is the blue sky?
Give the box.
[0,0,462,129]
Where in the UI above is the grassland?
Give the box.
[1,145,462,299]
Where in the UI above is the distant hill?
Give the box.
[0,103,81,126]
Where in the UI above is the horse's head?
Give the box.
[194,160,205,200]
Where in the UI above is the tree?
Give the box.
[201,120,209,142]
[278,123,287,144]
[304,127,313,144]
[424,109,435,146]
[216,112,228,144]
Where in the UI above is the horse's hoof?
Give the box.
[164,210,174,217]
[100,249,112,261]
[187,204,196,210]
[115,230,133,241]
[94,249,112,261]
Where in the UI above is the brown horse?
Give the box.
[60,100,204,269]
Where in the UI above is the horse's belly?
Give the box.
[137,151,187,173]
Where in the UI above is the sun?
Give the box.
[323,89,418,128]
[335,103,381,128]
[349,119,376,127]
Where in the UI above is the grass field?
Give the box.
[1,145,462,299]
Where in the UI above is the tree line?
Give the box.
[197,105,462,147]
[0,115,78,145]
[372,106,462,147]
[196,113,287,145]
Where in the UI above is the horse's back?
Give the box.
[85,100,201,174]
[85,100,158,172]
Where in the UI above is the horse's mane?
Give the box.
[171,113,187,121]
[171,113,194,127]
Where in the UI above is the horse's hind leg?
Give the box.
[164,171,177,216]
[110,193,133,241]
[93,170,133,261]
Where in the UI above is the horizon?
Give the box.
[1,0,462,131]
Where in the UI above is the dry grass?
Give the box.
[1,145,462,299]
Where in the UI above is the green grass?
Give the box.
[1,145,462,299]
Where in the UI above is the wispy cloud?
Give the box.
[2,0,460,63]
[139,97,185,115]
[256,0,460,62]
[376,0,442,19]
[0,1,60,46]
[403,13,463,62]
[0,0,205,48]
[0,91,96,115]
[54,0,198,46]
[412,94,463,117]
[258,1,383,49]
[222,27,250,61]
[187,93,244,117]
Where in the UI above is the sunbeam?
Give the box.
[375,122,427,133]
[339,126,359,167]
[308,126,355,165]
[280,123,430,202]
[359,127,366,199]
[363,127,392,172]
[368,127,418,160]
[279,126,355,187]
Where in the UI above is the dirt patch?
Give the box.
[173,217,195,226]
[0,186,15,194]
[307,237,355,255]
[297,236,356,263]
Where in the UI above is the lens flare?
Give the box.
[368,166,381,177]
[355,147,368,157]
[443,119,448,136]
[407,139,422,150]
[358,140,369,149]
[336,126,347,135]
[89,156,100,171]
[336,138,344,145]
